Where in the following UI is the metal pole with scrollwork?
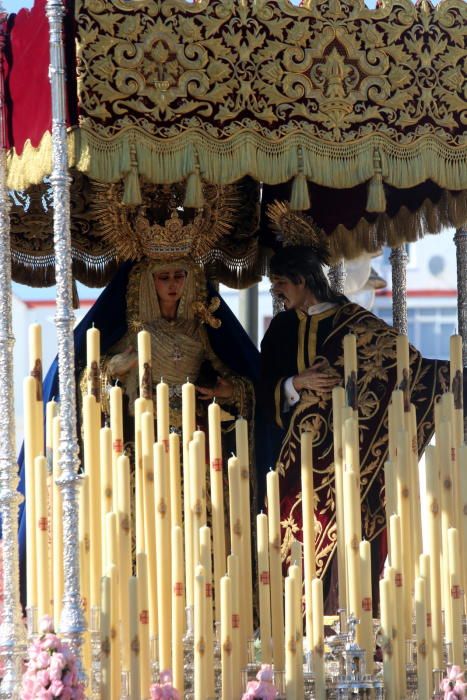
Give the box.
[0,4,27,697]
[328,259,346,296]
[45,0,85,676]
[389,245,408,335]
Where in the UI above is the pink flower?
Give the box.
[36,669,50,687]
[60,688,72,700]
[37,690,53,700]
[49,678,64,696]
[39,616,55,635]
[35,651,51,670]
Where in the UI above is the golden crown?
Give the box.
[89,182,240,263]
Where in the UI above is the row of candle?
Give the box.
[336,332,467,700]
[22,321,467,699]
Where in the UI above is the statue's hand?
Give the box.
[292,360,341,393]
[107,346,138,378]
[196,377,233,401]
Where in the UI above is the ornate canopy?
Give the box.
[4,0,467,285]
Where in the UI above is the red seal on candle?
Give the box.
[362,597,372,612]
[205,583,212,598]
[173,581,184,596]
[211,458,222,472]
[140,610,149,624]
[451,447,456,461]
[232,614,240,629]
[395,572,403,587]
[38,517,48,531]
[260,571,270,585]
[426,612,432,627]
[162,439,169,453]
[451,584,462,599]
[113,438,123,453]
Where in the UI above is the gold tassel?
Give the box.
[290,172,311,211]
[122,143,142,206]
[366,148,386,213]
[184,168,204,208]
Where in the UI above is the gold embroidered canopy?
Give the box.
[5,0,467,284]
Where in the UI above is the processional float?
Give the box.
[0,0,465,698]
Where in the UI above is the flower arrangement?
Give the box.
[242,664,279,700]
[150,670,180,700]
[440,666,466,700]
[21,616,85,700]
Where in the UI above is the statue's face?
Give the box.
[153,268,187,305]
[270,274,308,311]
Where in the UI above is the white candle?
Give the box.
[136,553,150,700]
[415,576,429,700]
[199,526,215,699]
[311,578,325,700]
[266,469,285,673]
[236,416,253,650]
[109,385,123,510]
[332,386,347,612]
[82,394,102,609]
[194,564,206,700]
[169,432,182,528]
[52,415,63,629]
[300,430,316,649]
[380,577,396,700]
[129,576,140,700]
[172,525,185,697]
[227,554,242,699]
[359,540,373,671]
[154,442,171,671]
[257,513,272,663]
[24,376,38,608]
[117,455,132,671]
[208,400,225,622]
[182,380,196,608]
[35,456,50,620]
[220,575,233,700]
[447,528,463,666]
[424,446,443,669]
[285,575,298,700]
[100,575,111,700]
[171,525,185,697]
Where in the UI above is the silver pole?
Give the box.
[328,259,346,295]
[454,226,467,367]
[239,285,259,346]
[389,246,408,335]
[45,0,85,673]
[0,5,27,697]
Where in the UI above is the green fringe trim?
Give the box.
[6,127,466,193]
[183,169,204,208]
[290,173,311,211]
[366,172,387,213]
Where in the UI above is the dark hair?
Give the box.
[269,246,348,305]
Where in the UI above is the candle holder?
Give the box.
[406,639,418,695]
[90,606,101,699]
[25,605,38,639]
[183,606,194,696]
[213,621,223,697]
[432,668,445,699]
[150,635,160,683]
[120,669,130,700]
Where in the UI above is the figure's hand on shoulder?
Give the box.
[196,377,233,401]
[292,360,341,393]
